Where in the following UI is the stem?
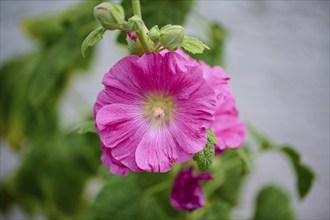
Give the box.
[131,0,151,53]
[143,180,172,196]
[132,0,142,19]
[136,30,151,53]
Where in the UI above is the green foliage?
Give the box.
[193,130,216,172]
[213,149,247,206]
[202,202,231,220]
[70,120,97,134]
[187,22,227,66]
[248,126,315,200]
[87,173,181,220]
[188,201,232,220]
[117,0,195,45]
[0,1,101,149]
[248,124,275,150]
[81,27,106,57]
[281,146,315,199]
[236,147,251,175]
[252,185,296,220]
[1,133,101,218]
[181,36,210,54]
[0,1,103,219]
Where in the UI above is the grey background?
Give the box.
[1,0,329,219]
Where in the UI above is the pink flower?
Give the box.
[170,166,212,211]
[94,52,216,173]
[169,49,246,151]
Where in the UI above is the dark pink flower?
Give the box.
[170,166,212,211]
[94,52,216,174]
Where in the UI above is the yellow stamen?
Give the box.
[144,94,175,125]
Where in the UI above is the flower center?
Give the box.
[144,94,175,125]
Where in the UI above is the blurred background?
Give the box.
[1,0,329,219]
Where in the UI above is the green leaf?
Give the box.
[81,26,106,57]
[252,185,296,220]
[281,146,315,199]
[181,36,210,54]
[70,120,97,134]
[236,147,251,175]
[193,129,216,172]
[118,0,195,45]
[202,202,231,220]
[248,124,275,150]
[187,22,227,66]
[213,149,247,206]
[187,200,231,220]
[89,175,170,220]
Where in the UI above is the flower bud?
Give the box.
[126,15,143,31]
[148,25,160,42]
[127,32,137,42]
[160,25,185,51]
[127,34,144,56]
[94,2,125,30]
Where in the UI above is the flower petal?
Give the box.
[93,90,112,120]
[96,104,147,172]
[102,55,144,105]
[101,145,130,176]
[135,126,193,172]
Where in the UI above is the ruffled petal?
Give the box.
[93,90,112,120]
[96,104,146,172]
[100,144,130,176]
[102,55,143,105]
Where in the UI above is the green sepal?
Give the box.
[193,129,217,172]
[81,26,106,57]
[181,36,210,54]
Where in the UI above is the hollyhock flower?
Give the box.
[168,49,246,151]
[170,166,212,211]
[94,52,216,173]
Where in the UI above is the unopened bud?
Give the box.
[125,15,143,31]
[148,25,160,42]
[127,32,137,42]
[127,35,144,56]
[94,2,125,30]
[160,25,185,51]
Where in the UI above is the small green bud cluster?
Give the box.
[82,1,208,57]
